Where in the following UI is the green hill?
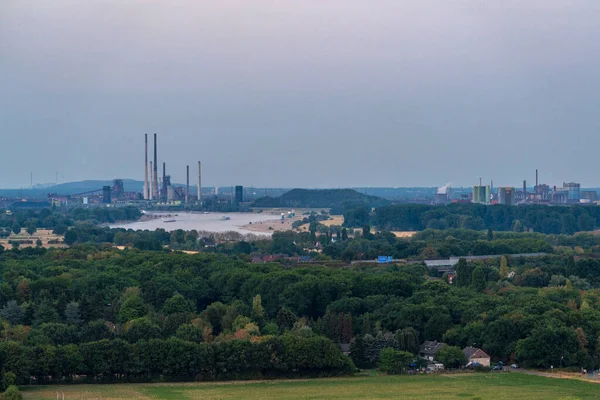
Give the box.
[253,188,389,210]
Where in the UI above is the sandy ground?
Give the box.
[0,229,66,249]
[242,209,331,234]
[241,216,304,234]
[391,231,417,238]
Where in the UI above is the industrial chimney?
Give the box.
[153,134,158,199]
[197,161,202,203]
[186,165,190,204]
[149,161,153,200]
[162,162,167,200]
[144,134,149,200]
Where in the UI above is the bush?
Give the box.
[2,385,23,400]
[436,346,467,369]
[378,348,413,375]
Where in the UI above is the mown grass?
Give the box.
[22,373,600,400]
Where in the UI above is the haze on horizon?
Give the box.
[2,0,600,189]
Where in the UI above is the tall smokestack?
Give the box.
[149,161,153,200]
[144,134,149,200]
[536,169,538,188]
[153,133,158,199]
[186,165,190,204]
[523,180,527,196]
[197,161,202,203]
[162,162,166,200]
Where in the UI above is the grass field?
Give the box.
[21,373,600,400]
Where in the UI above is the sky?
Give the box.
[2,0,600,189]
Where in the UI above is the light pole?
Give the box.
[560,356,564,378]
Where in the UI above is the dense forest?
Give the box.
[344,203,600,234]
[0,243,599,388]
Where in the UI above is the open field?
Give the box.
[22,373,600,400]
[391,231,418,238]
[297,215,344,232]
[0,229,65,249]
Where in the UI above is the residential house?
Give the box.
[339,343,351,355]
[463,346,491,367]
[419,341,446,361]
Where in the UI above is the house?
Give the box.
[463,346,491,367]
[419,341,446,361]
[339,343,351,355]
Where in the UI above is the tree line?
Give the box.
[344,203,600,234]
[0,206,141,237]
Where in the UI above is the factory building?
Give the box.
[435,184,451,205]
[472,185,490,205]
[582,191,598,202]
[563,182,581,202]
[497,187,515,206]
[235,186,244,204]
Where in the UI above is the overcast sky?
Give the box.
[2,1,600,189]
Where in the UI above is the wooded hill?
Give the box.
[253,189,388,211]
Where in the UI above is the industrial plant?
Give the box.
[467,170,593,206]
[40,134,249,210]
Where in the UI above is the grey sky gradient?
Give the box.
[2,0,600,189]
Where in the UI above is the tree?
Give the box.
[163,294,194,315]
[349,335,369,368]
[341,228,348,241]
[566,256,576,277]
[455,258,473,287]
[33,301,59,326]
[577,213,595,232]
[515,325,578,368]
[124,317,161,343]
[487,228,493,241]
[340,313,353,344]
[576,327,588,350]
[232,315,252,332]
[118,295,147,323]
[499,256,509,280]
[26,224,36,236]
[436,346,466,369]
[0,301,24,325]
[471,266,487,291]
[512,220,524,232]
[11,224,21,235]
[362,224,372,239]
[420,247,439,259]
[203,302,228,335]
[397,327,420,354]
[251,294,265,323]
[561,214,577,235]
[63,230,78,245]
[175,323,204,342]
[65,301,82,325]
[276,307,297,332]
[378,348,413,374]
[2,386,23,400]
